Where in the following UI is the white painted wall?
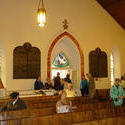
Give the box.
[0,40,6,88]
[0,0,125,90]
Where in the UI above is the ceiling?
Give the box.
[96,0,125,29]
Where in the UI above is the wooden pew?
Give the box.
[1,103,125,125]
[0,101,113,121]
[1,89,125,125]
[95,89,110,100]
[0,89,110,109]
[1,110,125,125]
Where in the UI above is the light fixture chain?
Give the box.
[42,0,44,8]
[38,0,44,9]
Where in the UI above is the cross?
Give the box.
[63,19,69,30]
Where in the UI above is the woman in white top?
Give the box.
[56,91,72,113]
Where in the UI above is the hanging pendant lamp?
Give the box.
[37,0,46,27]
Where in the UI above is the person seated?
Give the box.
[64,74,72,83]
[80,75,89,96]
[0,92,27,111]
[44,79,53,90]
[34,76,44,90]
[56,91,72,113]
[110,78,125,106]
[65,83,77,97]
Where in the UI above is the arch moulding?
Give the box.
[47,31,84,80]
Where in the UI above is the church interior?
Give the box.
[0,0,125,124]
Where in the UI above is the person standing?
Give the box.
[87,73,96,98]
[110,78,125,106]
[80,75,89,96]
[34,76,44,90]
[64,74,72,83]
[54,72,62,91]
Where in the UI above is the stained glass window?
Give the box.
[52,53,69,68]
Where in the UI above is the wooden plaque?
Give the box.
[89,48,108,77]
[13,42,41,79]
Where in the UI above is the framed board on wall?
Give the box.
[13,42,41,79]
[89,48,108,78]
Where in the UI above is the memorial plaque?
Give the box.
[89,48,107,77]
[13,42,41,79]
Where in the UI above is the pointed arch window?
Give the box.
[52,53,69,68]
[110,53,114,84]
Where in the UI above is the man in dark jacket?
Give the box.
[34,76,44,90]
[64,74,72,83]
[54,72,62,90]
[0,92,27,111]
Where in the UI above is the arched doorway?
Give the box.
[47,31,84,86]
